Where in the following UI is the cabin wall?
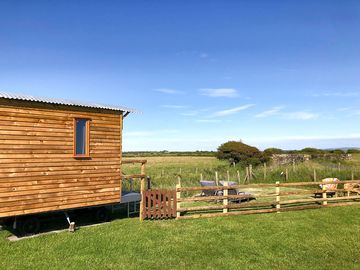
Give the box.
[0,100,122,218]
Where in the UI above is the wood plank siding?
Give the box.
[0,99,123,218]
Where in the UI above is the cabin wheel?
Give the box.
[19,216,40,235]
[94,207,110,223]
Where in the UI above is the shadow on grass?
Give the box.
[3,205,138,240]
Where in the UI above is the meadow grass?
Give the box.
[1,155,359,269]
[0,205,359,270]
[123,154,360,189]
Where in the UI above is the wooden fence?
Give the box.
[142,190,177,219]
[175,180,360,220]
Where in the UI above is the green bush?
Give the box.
[263,147,284,156]
[216,141,269,167]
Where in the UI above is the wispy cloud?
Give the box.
[337,107,352,112]
[181,111,199,116]
[124,129,179,137]
[123,131,155,137]
[212,104,255,117]
[155,88,184,95]
[199,53,209,59]
[196,119,221,123]
[312,92,360,97]
[199,88,239,98]
[283,111,319,120]
[255,106,284,118]
[161,105,187,109]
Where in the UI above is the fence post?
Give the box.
[249,165,253,181]
[276,181,281,213]
[322,185,327,206]
[176,176,182,219]
[263,163,267,181]
[237,170,241,184]
[139,163,146,221]
[130,178,134,192]
[292,160,296,172]
[200,173,203,181]
[227,170,230,181]
[223,181,228,213]
[338,162,341,172]
[351,171,354,181]
[313,169,317,182]
[215,171,219,186]
[285,168,289,182]
[244,166,250,184]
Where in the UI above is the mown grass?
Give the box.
[0,206,359,270]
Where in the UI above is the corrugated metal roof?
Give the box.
[0,91,136,113]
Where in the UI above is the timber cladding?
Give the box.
[0,99,123,218]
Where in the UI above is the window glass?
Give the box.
[75,119,88,156]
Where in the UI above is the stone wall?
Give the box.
[271,154,311,165]
[271,154,352,165]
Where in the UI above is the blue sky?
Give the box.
[1,1,360,151]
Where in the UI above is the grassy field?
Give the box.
[1,155,359,269]
[123,154,360,189]
[0,206,359,270]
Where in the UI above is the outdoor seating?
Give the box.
[314,178,339,198]
[219,181,256,203]
[199,180,256,202]
[200,180,219,197]
[344,183,360,196]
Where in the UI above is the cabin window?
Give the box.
[74,118,90,157]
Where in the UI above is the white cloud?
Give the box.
[199,88,239,98]
[124,129,179,137]
[196,119,221,123]
[123,131,155,137]
[312,92,360,97]
[259,134,360,141]
[337,107,351,112]
[212,104,255,117]
[350,110,360,115]
[181,111,199,116]
[255,106,284,118]
[161,105,187,109]
[155,88,184,94]
[283,111,319,120]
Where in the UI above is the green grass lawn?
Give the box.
[1,206,359,270]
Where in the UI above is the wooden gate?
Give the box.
[141,190,177,219]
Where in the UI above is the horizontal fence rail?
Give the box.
[175,179,360,220]
[122,159,147,165]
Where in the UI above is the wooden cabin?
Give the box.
[0,92,135,219]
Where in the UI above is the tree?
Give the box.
[299,148,325,154]
[216,141,268,166]
[347,149,360,154]
[263,148,284,156]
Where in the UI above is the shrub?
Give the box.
[216,141,269,167]
[263,148,284,156]
[300,148,325,154]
